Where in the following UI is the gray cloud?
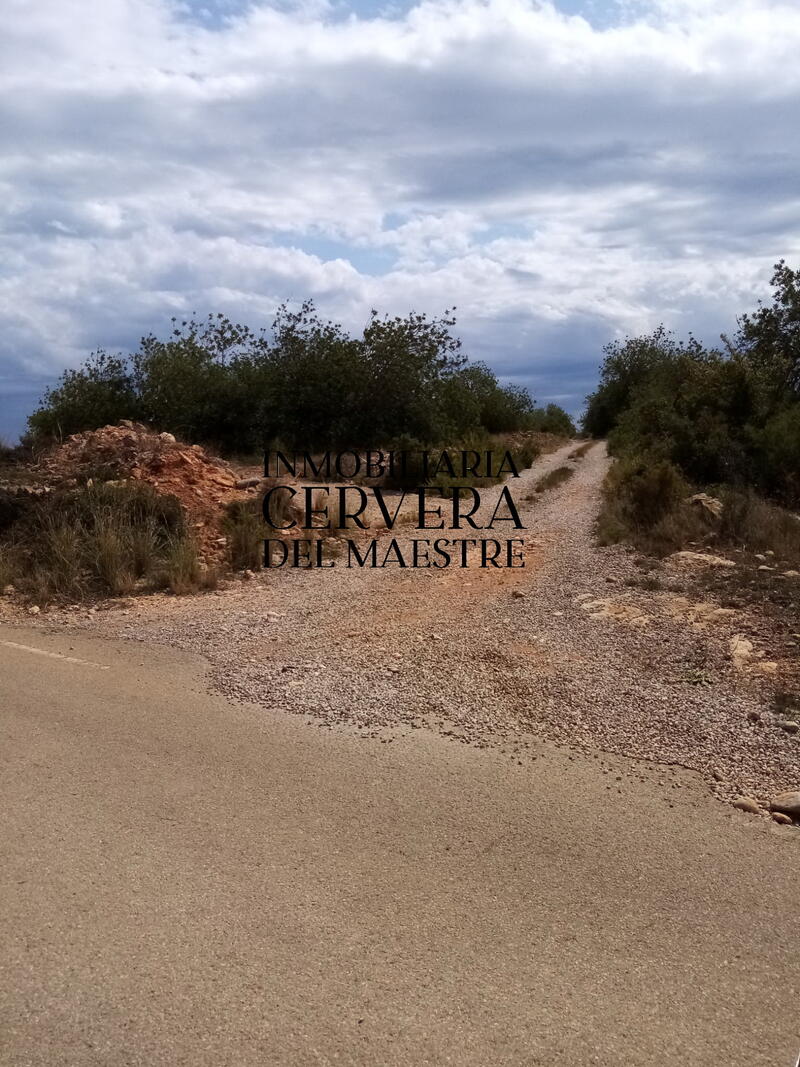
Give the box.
[2,0,800,435]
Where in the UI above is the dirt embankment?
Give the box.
[31,422,253,555]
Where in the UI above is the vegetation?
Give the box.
[587,261,800,575]
[528,403,577,437]
[584,261,800,509]
[224,498,265,571]
[568,442,593,460]
[27,304,574,455]
[0,483,209,602]
[534,466,574,494]
[385,434,541,495]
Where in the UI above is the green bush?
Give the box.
[528,403,576,437]
[584,262,800,509]
[27,306,542,455]
[603,455,688,530]
[27,351,141,443]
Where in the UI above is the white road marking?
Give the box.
[0,639,110,670]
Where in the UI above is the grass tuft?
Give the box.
[534,466,574,494]
[0,481,202,603]
[224,498,264,571]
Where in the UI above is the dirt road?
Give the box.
[62,440,800,803]
[1,625,799,1067]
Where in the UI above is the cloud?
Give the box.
[2,0,800,434]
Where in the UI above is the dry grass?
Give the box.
[568,441,593,461]
[0,482,204,603]
[0,544,17,589]
[162,536,202,594]
[534,466,575,494]
[716,489,800,565]
[598,460,800,568]
[225,498,265,571]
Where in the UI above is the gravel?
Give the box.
[38,441,800,809]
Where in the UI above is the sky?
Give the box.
[2,0,800,440]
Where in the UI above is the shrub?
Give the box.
[603,455,688,529]
[27,305,540,454]
[716,488,800,564]
[224,498,264,571]
[381,435,432,490]
[0,482,197,602]
[0,544,18,590]
[584,263,800,509]
[528,403,577,437]
[162,536,202,595]
[27,350,140,442]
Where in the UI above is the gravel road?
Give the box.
[44,439,800,811]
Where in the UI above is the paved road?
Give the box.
[1,624,798,1066]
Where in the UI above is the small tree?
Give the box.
[27,350,139,442]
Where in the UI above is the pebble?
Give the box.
[769,791,800,819]
[732,796,761,814]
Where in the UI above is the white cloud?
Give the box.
[2,0,800,433]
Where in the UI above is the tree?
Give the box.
[27,350,139,442]
[736,260,800,400]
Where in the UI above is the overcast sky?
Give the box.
[2,0,799,440]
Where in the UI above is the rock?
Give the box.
[511,590,526,599]
[27,605,40,616]
[730,635,754,661]
[779,720,799,735]
[2,583,15,596]
[771,812,793,825]
[757,564,772,572]
[783,570,800,579]
[672,551,735,569]
[747,710,762,724]
[235,477,261,490]
[755,553,767,562]
[732,796,761,814]
[159,432,177,444]
[769,791,800,819]
[711,768,724,782]
[688,493,723,519]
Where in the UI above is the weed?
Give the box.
[163,536,202,594]
[534,466,574,493]
[224,498,264,571]
[0,481,198,602]
[568,442,593,460]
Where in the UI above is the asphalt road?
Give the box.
[1,624,798,1066]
